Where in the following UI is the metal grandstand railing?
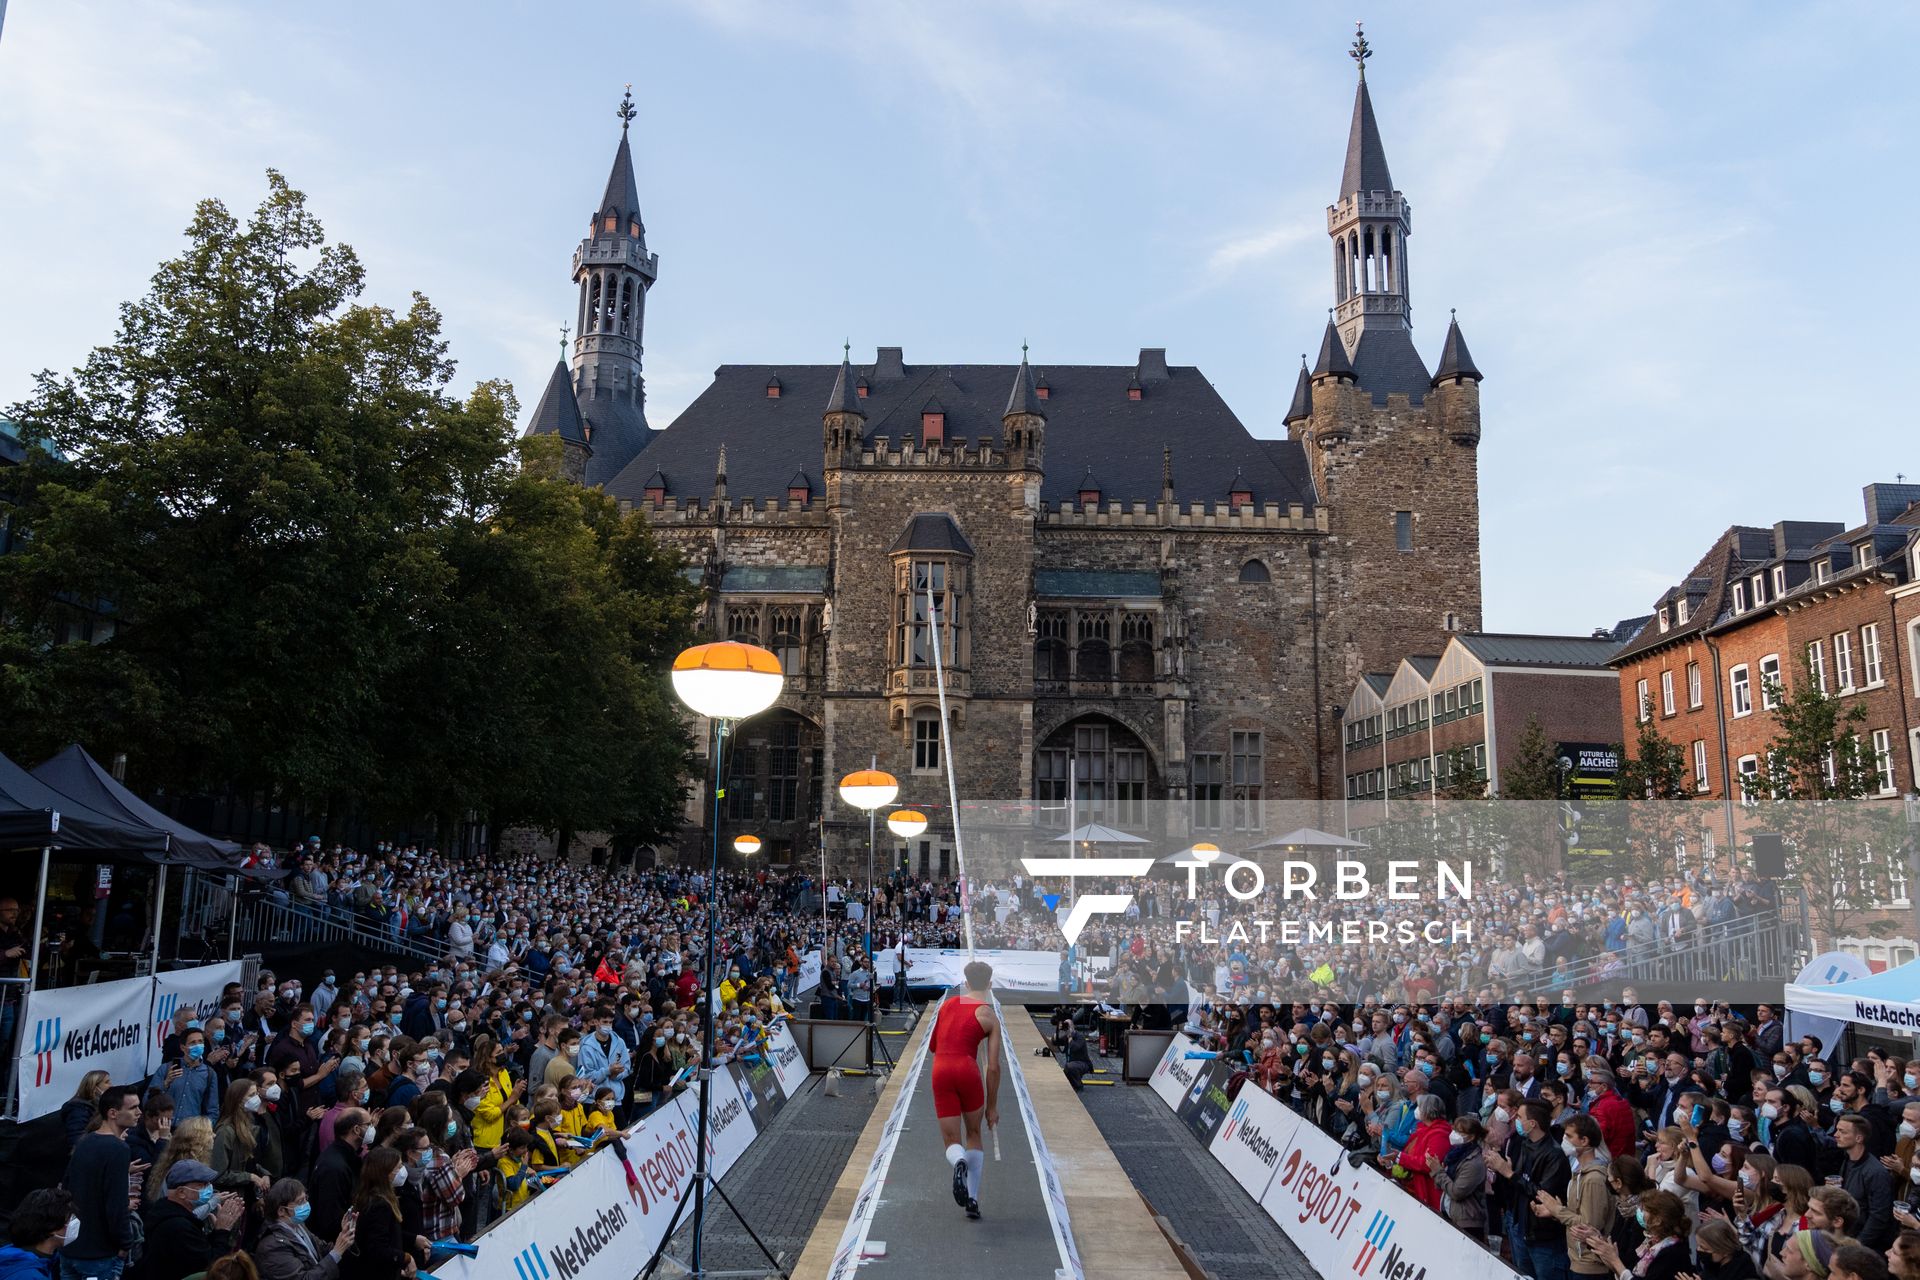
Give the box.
[176,869,452,967]
[1511,909,1802,996]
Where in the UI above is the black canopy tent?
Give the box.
[32,745,244,872]
[0,749,172,1001]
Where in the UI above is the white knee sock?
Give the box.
[965,1148,983,1198]
[946,1142,965,1167]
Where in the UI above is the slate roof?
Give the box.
[888,513,975,556]
[525,361,590,447]
[1361,672,1391,696]
[1405,654,1440,680]
[1350,327,1432,404]
[603,359,1317,510]
[1034,569,1162,599]
[1431,316,1482,385]
[1005,358,1045,419]
[598,133,645,247]
[1341,75,1394,197]
[1312,321,1353,380]
[1284,360,1313,424]
[1610,527,1768,664]
[573,391,653,488]
[1454,633,1622,669]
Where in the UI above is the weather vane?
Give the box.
[617,84,636,133]
[1350,22,1371,77]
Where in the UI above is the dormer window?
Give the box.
[765,377,781,399]
[921,410,945,446]
[628,217,641,238]
[603,211,618,233]
[1677,599,1689,625]
[1858,544,1877,569]
[1078,484,1101,506]
[1658,607,1670,633]
[787,471,811,505]
[1816,560,1831,584]
[642,469,667,506]
[1772,565,1787,595]
[1750,574,1764,603]
[1229,479,1253,512]
[856,378,869,399]
[1126,378,1143,402]
[1036,378,1050,402]
[1733,582,1747,613]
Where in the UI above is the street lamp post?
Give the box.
[733,833,761,857]
[885,809,927,992]
[838,766,899,1018]
[670,640,783,1280]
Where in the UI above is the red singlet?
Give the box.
[929,995,990,1118]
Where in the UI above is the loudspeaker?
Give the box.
[1752,832,1786,877]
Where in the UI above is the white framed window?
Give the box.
[1751,573,1766,603]
[1677,599,1690,625]
[1890,850,1910,907]
[1772,565,1787,595]
[1733,583,1748,613]
[1872,728,1895,795]
[1660,670,1676,716]
[1835,632,1855,690]
[1737,754,1760,805]
[1859,544,1877,570]
[1911,618,1920,690]
[1687,661,1702,708]
[1636,678,1650,722]
[1808,640,1827,694]
[1862,623,1884,686]
[1816,560,1831,584]
[1822,747,1838,792]
[1658,607,1670,633]
[1759,654,1781,710]
[1692,739,1709,792]
[1730,664,1752,717]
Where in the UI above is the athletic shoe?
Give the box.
[952,1158,969,1208]
[965,1198,981,1220]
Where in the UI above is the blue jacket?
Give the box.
[575,1029,632,1103]
[0,1246,55,1280]
[149,1057,221,1121]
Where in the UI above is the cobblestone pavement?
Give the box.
[1045,1019,1318,1280]
[652,1007,915,1277]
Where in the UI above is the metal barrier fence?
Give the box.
[1510,909,1799,996]
[176,869,451,968]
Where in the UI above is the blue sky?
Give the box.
[1,2,1912,635]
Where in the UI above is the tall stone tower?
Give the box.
[1291,26,1484,697]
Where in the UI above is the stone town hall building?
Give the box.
[525,40,1487,874]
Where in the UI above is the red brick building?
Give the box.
[1610,482,1920,962]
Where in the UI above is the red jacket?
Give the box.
[1395,1118,1453,1211]
[1589,1086,1635,1162]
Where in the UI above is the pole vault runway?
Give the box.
[822,994,1081,1279]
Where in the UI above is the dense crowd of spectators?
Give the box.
[1166,991,1917,1280]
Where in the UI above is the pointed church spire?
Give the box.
[1004,346,1046,420]
[1432,310,1484,386]
[526,360,590,447]
[1285,354,1314,424]
[1340,25,1393,198]
[1312,319,1354,381]
[826,349,865,419]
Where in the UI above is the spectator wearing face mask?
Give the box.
[573,1007,630,1114]
[255,1177,356,1280]
[632,1028,677,1117]
[138,1159,245,1280]
[340,1149,413,1280]
[308,1109,369,1245]
[150,1027,222,1123]
[0,1188,78,1280]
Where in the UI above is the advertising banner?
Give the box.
[1147,1037,1523,1280]
[874,947,1062,992]
[685,1065,756,1180]
[733,1047,784,1125]
[148,961,246,1073]
[796,950,822,996]
[1176,1057,1237,1146]
[1146,1032,1199,1110]
[764,1022,809,1098]
[1207,1077,1290,1201]
[12,973,154,1122]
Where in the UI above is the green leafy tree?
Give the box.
[0,172,697,847]
[1610,711,1703,882]
[1747,666,1903,946]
